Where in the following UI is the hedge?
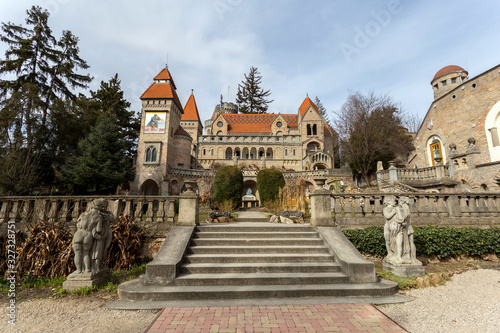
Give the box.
[211,165,244,209]
[343,226,500,258]
[257,168,285,205]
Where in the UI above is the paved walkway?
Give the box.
[147,303,407,333]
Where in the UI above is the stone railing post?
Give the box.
[388,165,398,181]
[177,180,199,226]
[8,200,21,222]
[166,199,175,223]
[310,178,334,226]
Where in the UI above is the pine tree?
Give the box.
[0,6,91,193]
[61,113,134,194]
[314,96,331,125]
[235,66,273,114]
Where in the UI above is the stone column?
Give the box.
[310,178,334,226]
[177,180,199,226]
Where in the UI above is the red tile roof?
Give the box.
[140,82,183,110]
[221,114,298,133]
[433,65,467,80]
[154,67,177,89]
[299,97,319,117]
[182,94,201,121]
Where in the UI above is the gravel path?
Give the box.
[2,269,499,333]
[377,269,500,333]
[3,298,159,333]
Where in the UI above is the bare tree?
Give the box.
[333,91,414,186]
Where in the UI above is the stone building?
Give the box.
[131,67,340,195]
[408,64,500,191]
[198,96,337,171]
[130,67,193,195]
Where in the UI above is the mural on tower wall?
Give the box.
[144,112,166,133]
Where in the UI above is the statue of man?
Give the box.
[71,199,114,275]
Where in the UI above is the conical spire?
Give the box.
[182,93,201,121]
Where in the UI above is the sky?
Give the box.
[1,0,500,127]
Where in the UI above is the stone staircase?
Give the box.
[117,224,397,302]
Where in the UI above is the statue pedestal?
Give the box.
[63,268,111,291]
[382,261,425,277]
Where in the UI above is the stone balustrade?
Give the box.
[0,195,188,228]
[331,192,499,218]
[331,192,500,229]
[377,165,450,182]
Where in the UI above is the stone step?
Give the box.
[188,245,330,255]
[174,272,350,286]
[118,278,399,301]
[183,253,336,264]
[180,262,342,274]
[190,238,324,246]
[193,231,319,239]
[196,224,315,233]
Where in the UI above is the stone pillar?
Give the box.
[177,180,199,226]
[261,156,266,169]
[388,163,398,181]
[310,178,334,226]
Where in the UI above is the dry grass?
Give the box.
[1,216,145,280]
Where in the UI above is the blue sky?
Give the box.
[1,1,499,126]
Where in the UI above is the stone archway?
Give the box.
[140,179,159,195]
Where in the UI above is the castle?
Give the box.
[130,67,338,195]
[407,64,500,191]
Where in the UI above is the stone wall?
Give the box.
[411,65,500,191]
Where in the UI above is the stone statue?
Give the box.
[382,196,423,276]
[71,198,114,274]
[245,188,253,196]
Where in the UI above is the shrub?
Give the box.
[211,165,244,209]
[342,226,500,258]
[257,168,285,205]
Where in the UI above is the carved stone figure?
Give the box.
[382,196,424,276]
[64,199,115,290]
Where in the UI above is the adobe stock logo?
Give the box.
[339,0,403,63]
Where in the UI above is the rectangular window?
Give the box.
[441,80,447,86]
[451,78,457,84]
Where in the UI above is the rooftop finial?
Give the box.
[191,89,194,95]
[166,53,168,68]
[306,93,309,98]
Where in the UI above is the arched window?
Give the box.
[145,146,157,162]
[312,124,317,135]
[307,124,311,135]
[426,135,446,166]
[203,149,206,156]
[485,100,500,162]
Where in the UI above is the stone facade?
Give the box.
[409,64,500,191]
[132,67,339,195]
[198,97,336,172]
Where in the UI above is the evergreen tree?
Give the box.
[89,74,139,160]
[61,113,134,194]
[314,96,331,125]
[235,66,273,114]
[0,6,91,193]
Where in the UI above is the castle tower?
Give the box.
[131,67,188,195]
[181,92,203,168]
[431,65,468,100]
